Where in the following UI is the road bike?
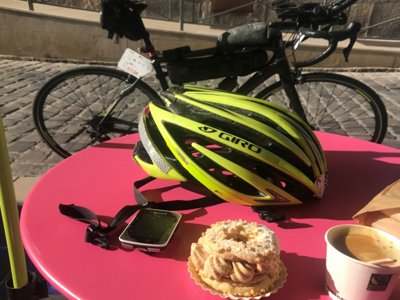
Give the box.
[32,0,387,158]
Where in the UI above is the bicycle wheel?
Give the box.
[33,66,161,158]
[255,72,388,143]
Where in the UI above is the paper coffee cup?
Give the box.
[325,224,400,300]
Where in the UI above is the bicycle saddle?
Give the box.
[217,22,281,47]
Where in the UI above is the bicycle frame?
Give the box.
[33,0,388,159]
[234,43,308,121]
[102,31,309,125]
[97,0,368,133]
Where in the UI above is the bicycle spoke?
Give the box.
[34,67,158,157]
[258,73,387,143]
[314,83,338,126]
[65,77,98,116]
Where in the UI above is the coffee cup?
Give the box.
[325,224,400,300]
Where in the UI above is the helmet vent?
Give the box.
[189,143,230,158]
[207,166,263,196]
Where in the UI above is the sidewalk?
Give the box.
[1,57,400,200]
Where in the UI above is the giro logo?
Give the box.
[199,126,217,133]
[198,126,261,154]
[219,133,262,153]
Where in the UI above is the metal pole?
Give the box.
[180,0,184,31]
[27,0,34,11]
[360,16,400,32]
[0,109,29,288]
[199,1,256,21]
[169,0,172,20]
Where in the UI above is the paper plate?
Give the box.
[188,257,287,300]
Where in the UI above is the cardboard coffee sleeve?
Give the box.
[353,179,400,239]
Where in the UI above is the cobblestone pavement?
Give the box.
[1,58,400,178]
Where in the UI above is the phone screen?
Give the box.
[120,209,181,246]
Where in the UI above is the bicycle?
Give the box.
[32,0,387,158]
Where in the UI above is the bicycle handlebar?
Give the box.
[292,41,337,69]
[299,21,361,41]
[274,0,358,27]
[329,0,358,14]
[292,21,361,68]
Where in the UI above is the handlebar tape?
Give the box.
[292,22,360,68]
[299,21,361,41]
[292,40,337,68]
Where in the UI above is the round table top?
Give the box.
[20,132,400,300]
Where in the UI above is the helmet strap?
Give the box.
[59,176,285,250]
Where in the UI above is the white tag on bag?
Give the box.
[118,48,153,78]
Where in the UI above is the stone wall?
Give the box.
[32,0,400,38]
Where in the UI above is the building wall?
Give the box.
[0,7,218,62]
[1,5,399,67]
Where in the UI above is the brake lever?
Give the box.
[343,34,357,62]
[293,33,306,50]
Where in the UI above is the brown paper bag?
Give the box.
[353,178,400,239]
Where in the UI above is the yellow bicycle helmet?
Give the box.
[133,85,327,206]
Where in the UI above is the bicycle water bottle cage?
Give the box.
[100,0,149,41]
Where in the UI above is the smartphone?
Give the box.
[119,208,182,252]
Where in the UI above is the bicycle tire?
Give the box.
[255,72,388,143]
[33,66,161,158]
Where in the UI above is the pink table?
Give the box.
[21,132,400,300]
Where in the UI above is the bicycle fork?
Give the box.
[273,54,309,124]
